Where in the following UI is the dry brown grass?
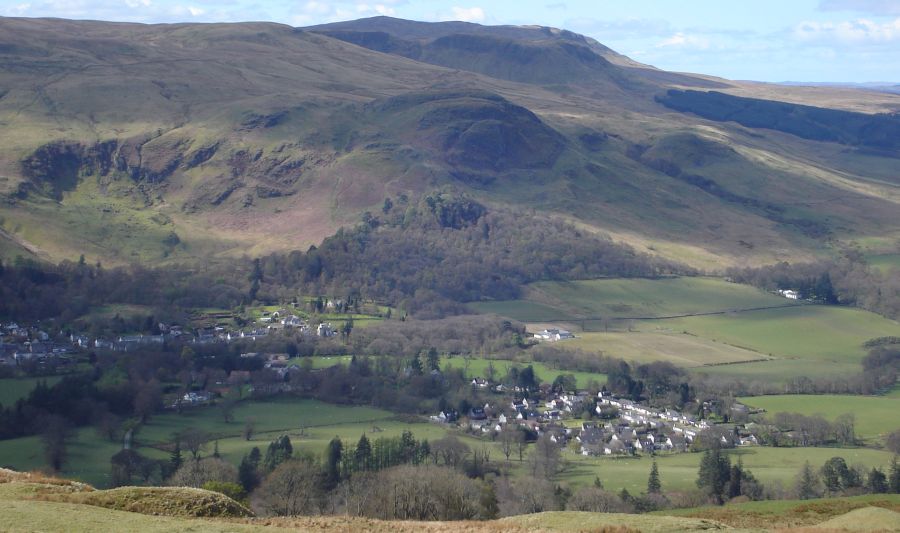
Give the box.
[677,499,900,530]
[237,516,532,532]
[35,486,253,518]
[235,516,641,532]
[0,468,93,491]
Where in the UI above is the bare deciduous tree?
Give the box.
[40,414,72,472]
[179,428,211,459]
[528,434,562,478]
[566,486,630,513]
[168,457,237,487]
[256,459,324,516]
[431,434,470,468]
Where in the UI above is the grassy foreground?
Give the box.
[661,493,900,530]
[3,468,900,532]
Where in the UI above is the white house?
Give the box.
[778,289,800,300]
[534,328,576,341]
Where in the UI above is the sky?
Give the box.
[2,0,899,82]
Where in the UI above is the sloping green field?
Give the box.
[471,277,900,382]
[739,394,900,440]
[0,399,399,487]
[566,330,769,367]
[0,376,63,407]
[470,277,794,321]
[558,446,896,495]
[691,358,863,382]
[867,253,900,273]
[442,356,607,388]
[662,305,900,363]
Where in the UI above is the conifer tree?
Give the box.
[169,442,183,473]
[647,460,662,494]
[325,436,343,489]
[697,447,730,503]
[867,468,888,494]
[796,461,820,500]
[354,433,372,471]
[889,456,900,493]
[238,447,261,492]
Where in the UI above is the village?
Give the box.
[0,308,795,457]
[0,307,339,369]
[431,378,760,459]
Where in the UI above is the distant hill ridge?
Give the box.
[0,15,899,268]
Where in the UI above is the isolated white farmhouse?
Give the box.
[534,328,575,341]
[778,289,800,300]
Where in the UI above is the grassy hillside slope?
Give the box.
[1,16,899,269]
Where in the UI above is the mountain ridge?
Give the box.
[0,16,899,268]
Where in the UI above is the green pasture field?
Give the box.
[565,330,769,367]
[133,398,393,448]
[284,354,609,388]
[469,277,900,383]
[0,376,63,407]
[0,398,400,487]
[470,277,795,322]
[886,383,900,398]
[591,304,900,382]
[465,276,900,382]
[469,300,573,323]
[867,253,900,273]
[739,394,900,440]
[78,304,154,322]
[550,446,896,495]
[0,429,138,488]
[204,418,460,468]
[691,359,863,382]
[286,355,355,369]
[661,305,900,364]
[441,356,607,388]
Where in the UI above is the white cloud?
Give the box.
[450,6,485,23]
[289,1,400,25]
[793,17,900,43]
[187,5,204,15]
[656,32,710,50]
[6,2,32,15]
[566,17,671,39]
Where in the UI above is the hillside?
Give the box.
[0,16,899,268]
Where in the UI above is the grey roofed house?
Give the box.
[579,427,606,455]
[604,439,628,455]
[469,407,487,420]
[579,426,604,443]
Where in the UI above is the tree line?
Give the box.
[111,425,900,521]
[0,191,687,323]
[726,252,900,320]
